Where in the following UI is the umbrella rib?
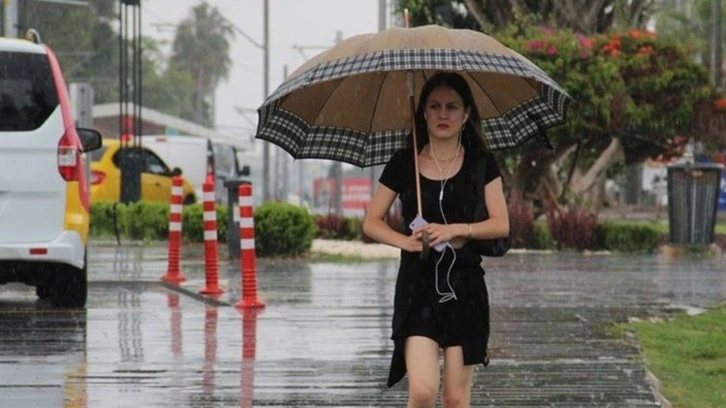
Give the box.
[364,71,389,149]
[467,73,504,118]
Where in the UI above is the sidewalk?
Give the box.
[90,241,726,407]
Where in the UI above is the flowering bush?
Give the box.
[498,22,725,163]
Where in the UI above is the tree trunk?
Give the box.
[571,137,624,194]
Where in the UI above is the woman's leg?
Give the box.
[405,336,440,408]
[441,346,475,408]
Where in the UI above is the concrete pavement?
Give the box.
[88,241,726,407]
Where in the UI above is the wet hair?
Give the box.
[410,72,486,152]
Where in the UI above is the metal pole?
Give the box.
[3,0,19,37]
[378,0,387,31]
[332,31,344,215]
[262,0,271,201]
[281,65,290,203]
[713,0,723,88]
[370,0,388,199]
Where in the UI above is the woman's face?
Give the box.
[423,85,468,141]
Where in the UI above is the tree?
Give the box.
[139,38,195,119]
[21,0,197,122]
[394,0,660,34]
[497,24,726,208]
[654,0,726,87]
[170,1,235,127]
[21,0,118,103]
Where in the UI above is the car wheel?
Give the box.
[36,283,51,299]
[49,252,88,308]
[183,194,195,205]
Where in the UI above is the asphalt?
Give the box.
[88,241,726,407]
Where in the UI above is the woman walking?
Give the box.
[362,72,509,408]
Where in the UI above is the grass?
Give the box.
[625,304,726,408]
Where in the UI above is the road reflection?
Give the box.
[0,297,87,407]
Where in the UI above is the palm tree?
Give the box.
[170,1,235,126]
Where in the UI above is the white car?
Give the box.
[0,31,101,307]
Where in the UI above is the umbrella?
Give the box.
[256,24,571,255]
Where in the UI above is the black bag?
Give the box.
[467,152,511,257]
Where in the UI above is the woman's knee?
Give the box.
[408,381,438,407]
[442,385,470,408]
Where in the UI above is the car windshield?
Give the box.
[0,51,59,131]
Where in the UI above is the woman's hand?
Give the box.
[401,231,424,253]
[417,223,465,249]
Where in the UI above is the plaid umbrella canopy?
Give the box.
[256,24,571,168]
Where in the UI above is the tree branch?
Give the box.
[463,0,488,30]
[571,137,624,194]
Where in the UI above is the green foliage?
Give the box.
[629,304,726,408]
[89,201,122,237]
[181,204,229,243]
[123,202,169,241]
[498,23,723,163]
[313,214,361,240]
[598,221,661,252]
[170,2,235,126]
[254,202,315,257]
[532,222,555,250]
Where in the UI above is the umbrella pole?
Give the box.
[407,71,429,260]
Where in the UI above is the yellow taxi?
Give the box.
[90,138,197,204]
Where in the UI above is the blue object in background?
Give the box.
[719,171,726,211]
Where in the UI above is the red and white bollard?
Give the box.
[199,180,224,296]
[235,184,265,309]
[162,176,186,284]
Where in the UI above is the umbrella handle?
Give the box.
[421,231,430,261]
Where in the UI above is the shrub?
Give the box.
[534,222,555,249]
[182,204,229,243]
[508,195,536,249]
[598,221,660,253]
[89,201,124,236]
[314,214,347,239]
[123,201,169,241]
[254,202,314,257]
[546,205,599,250]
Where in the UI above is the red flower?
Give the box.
[713,98,726,110]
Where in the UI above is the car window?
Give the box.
[143,149,170,175]
[89,146,107,162]
[213,143,237,176]
[0,51,59,131]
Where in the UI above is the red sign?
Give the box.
[313,177,371,215]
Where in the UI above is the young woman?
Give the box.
[362,72,509,408]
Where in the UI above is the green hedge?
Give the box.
[89,201,314,257]
[89,202,662,254]
[598,221,661,253]
[254,202,315,257]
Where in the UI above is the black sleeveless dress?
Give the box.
[378,147,501,388]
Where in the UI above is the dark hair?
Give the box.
[410,72,486,152]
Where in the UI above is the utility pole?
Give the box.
[119,0,143,204]
[370,0,388,199]
[331,30,344,216]
[280,65,290,202]
[2,0,18,37]
[713,0,723,88]
[262,0,271,201]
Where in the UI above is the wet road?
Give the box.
[0,243,724,407]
